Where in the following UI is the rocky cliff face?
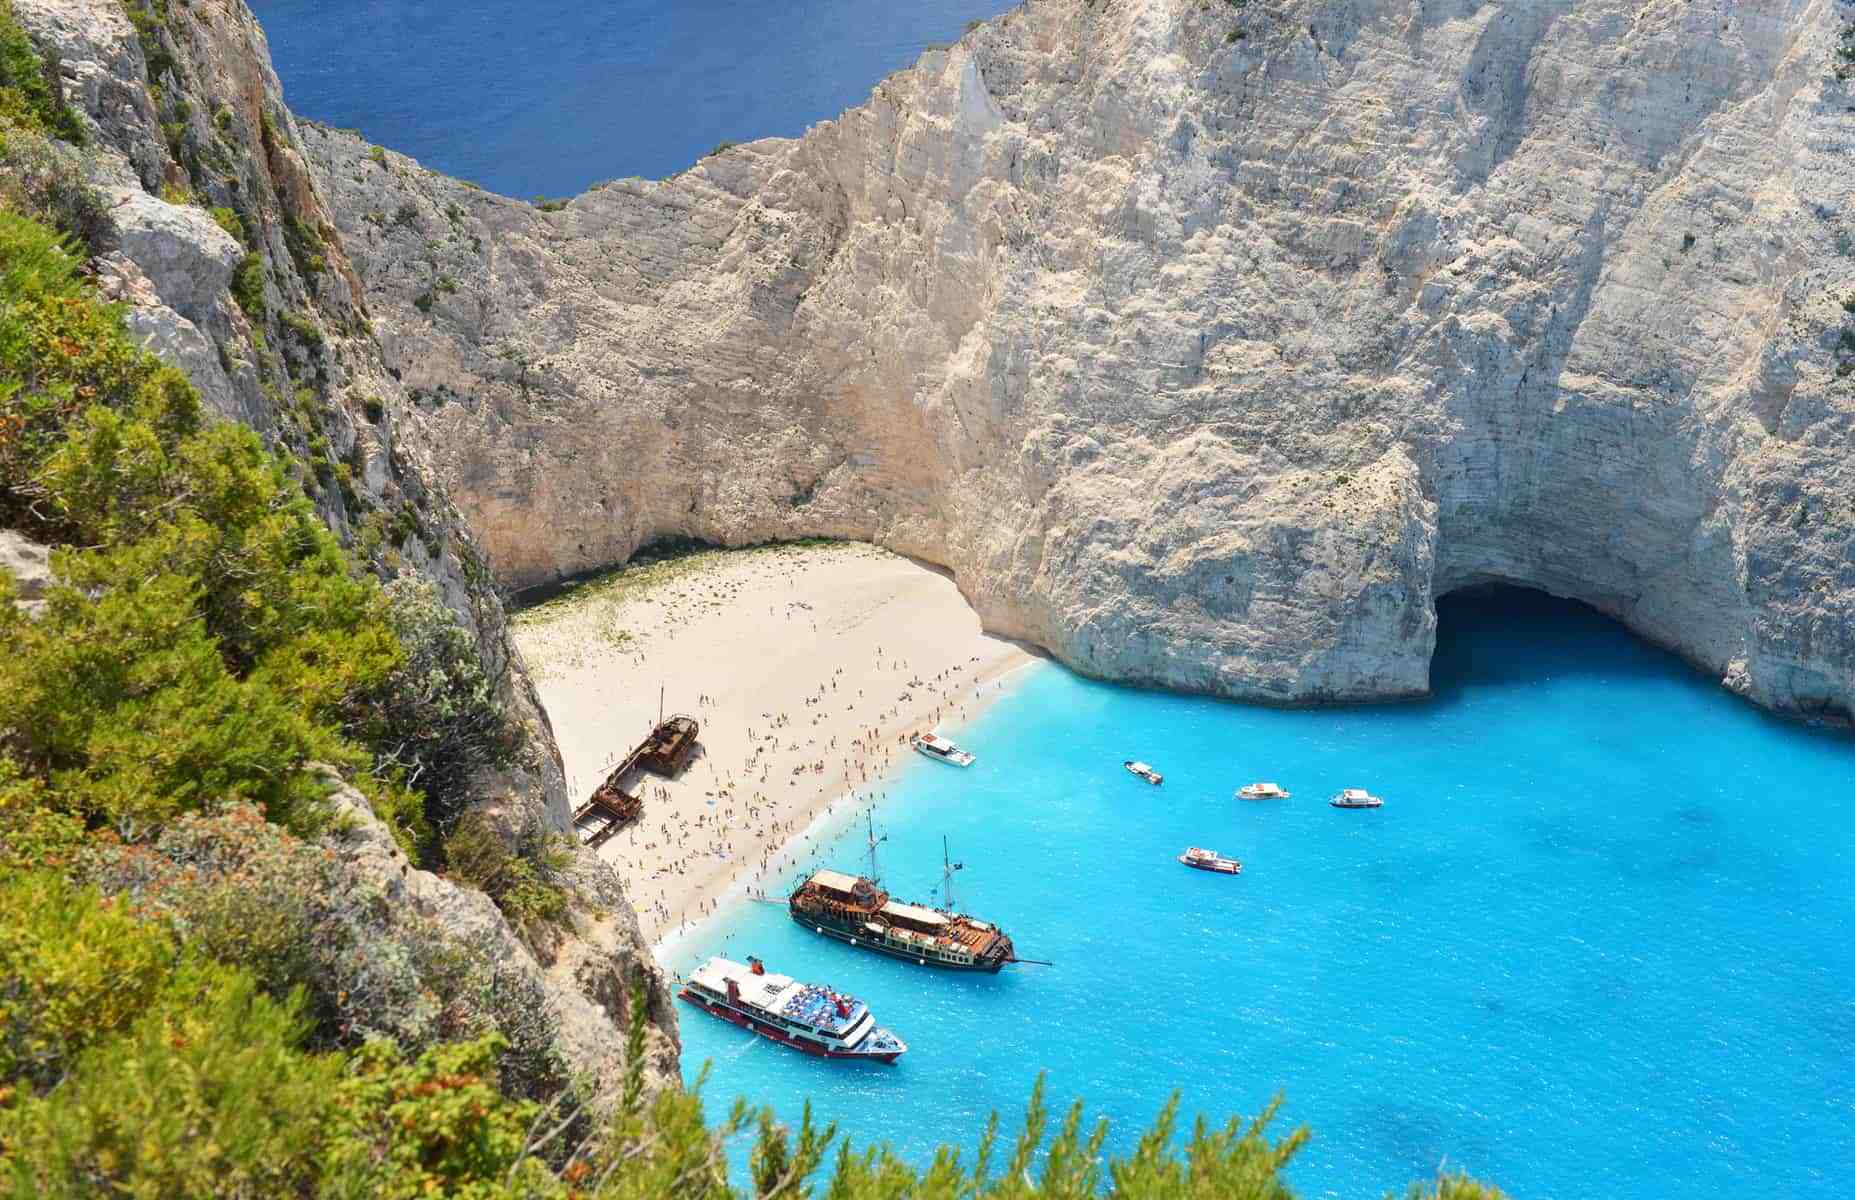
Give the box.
[302,0,1855,722]
[10,0,677,1092]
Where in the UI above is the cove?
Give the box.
[249,0,1019,198]
[669,589,1855,1198]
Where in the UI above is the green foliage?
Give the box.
[0,874,564,1200]
[81,805,574,1097]
[0,872,171,1090]
[0,757,83,874]
[210,203,251,247]
[0,210,197,530]
[0,125,107,251]
[119,0,177,87]
[440,810,571,935]
[1396,1174,1510,1200]
[0,206,424,848]
[232,249,268,322]
[0,872,334,1198]
[358,577,518,842]
[0,1,86,145]
[282,305,326,349]
[283,211,327,277]
[318,1034,559,1199]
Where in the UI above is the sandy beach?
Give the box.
[511,542,1034,946]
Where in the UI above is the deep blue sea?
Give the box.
[668,591,1855,1198]
[250,0,1018,198]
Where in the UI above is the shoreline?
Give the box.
[510,541,1037,948]
[649,650,1045,967]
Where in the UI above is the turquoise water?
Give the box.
[670,591,1855,1198]
[250,0,1018,198]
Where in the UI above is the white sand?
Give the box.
[511,542,1033,947]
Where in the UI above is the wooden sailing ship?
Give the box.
[787,819,1020,972]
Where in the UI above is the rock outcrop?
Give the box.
[0,531,52,619]
[9,0,678,1089]
[300,0,1854,721]
[320,772,677,1098]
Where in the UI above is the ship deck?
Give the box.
[777,983,864,1034]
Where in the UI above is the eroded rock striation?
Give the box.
[301,0,1855,721]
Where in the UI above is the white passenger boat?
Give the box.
[1124,760,1163,785]
[1178,846,1241,874]
[1237,781,1291,800]
[1329,787,1384,809]
[678,956,907,1063]
[910,733,975,767]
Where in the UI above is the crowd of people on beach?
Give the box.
[602,651,1005,940]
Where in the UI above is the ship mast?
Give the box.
[864,811,885,883]
[940,835,962,914]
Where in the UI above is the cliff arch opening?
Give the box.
[1428,584,1681,705]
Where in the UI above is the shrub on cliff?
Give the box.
[0,2,85,147]
[357,577,521,847]
[0,880,334,1197]
[78,804,575,1098]
[441,808,574,940]
[0,207,510,863]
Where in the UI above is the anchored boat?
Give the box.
[1237,781,1290,800]
[910,732,975,767]
[788,821,1019,971]
[1178,846,1241,874]
[1124,760,1163,785]
[1329,787,1384,809]
[678,956,906,1063]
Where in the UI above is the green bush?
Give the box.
[0,872,170,1090]
[0,128,104,251]
[0,1,86,145]
[281,305,325,349]
[118,0,177,88]
[441,810,571,936]
[210,203,251,247]
[317,1034,559,1199]
[358,578,517,841]
[0,872,335,1198]
[81,805,574,1098]
[232,249,268,321]
[0,206,415,846]
[283,212,326,277]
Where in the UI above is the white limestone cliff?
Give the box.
[301,0,1855,722]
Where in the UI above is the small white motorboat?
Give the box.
[1237,781,1291,801]
[1329,787,1384,809]
[911,732,975,767]
[1178,846,1241,874]
[1124,760,1163,785]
